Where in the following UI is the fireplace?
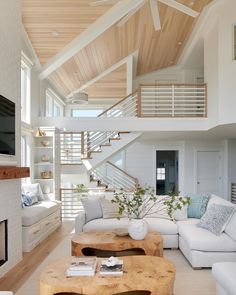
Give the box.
[0,220,8,266]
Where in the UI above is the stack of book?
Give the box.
[99,259,123,276]
[66,257,97,276]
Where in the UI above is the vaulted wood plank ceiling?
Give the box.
[22,0,212,99]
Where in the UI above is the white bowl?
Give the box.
[41,140,50,147]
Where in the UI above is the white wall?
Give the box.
[0,0,22,277]
[204,0,236,126]
[124,138,228,197]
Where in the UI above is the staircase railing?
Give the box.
[81,131,120,158]
[60,132,82,164]
[91,161,138,191]
[98,91,138,118]
[97,84,207,118]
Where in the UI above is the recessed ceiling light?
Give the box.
[52,31,59,37]
[189,1,195,6]
[178,41,182,45]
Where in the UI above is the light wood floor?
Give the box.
[0,221,74,293]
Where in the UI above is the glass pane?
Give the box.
[72,109,103,117]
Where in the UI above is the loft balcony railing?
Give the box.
[98,84,207,119]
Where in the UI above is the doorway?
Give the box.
[196,151,222,195]
[156,151,178,195]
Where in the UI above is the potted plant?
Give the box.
[75,184,88,199]
[112,184,190,240]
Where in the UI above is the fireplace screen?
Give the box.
[0,219,8,266]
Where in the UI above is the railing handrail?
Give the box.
[107,161,138,184]
[97,91,138,117]
[140,83,207,87]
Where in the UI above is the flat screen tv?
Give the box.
[0,94,15,156]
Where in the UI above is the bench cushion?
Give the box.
[22,201,61,226]
[178,219,236,252]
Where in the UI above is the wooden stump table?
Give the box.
[71,231,163,257]
[40,255,175,295]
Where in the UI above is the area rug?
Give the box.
[15,236,215,295]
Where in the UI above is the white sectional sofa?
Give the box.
[75,193,236,268]
[22,183,61,252]
[212,262,236,295]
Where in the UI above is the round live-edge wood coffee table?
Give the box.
[71,231,163,257]
[40,255,175,295]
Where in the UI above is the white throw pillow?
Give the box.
[145,196,170,219]
[81,196,103,222]
[100,197,120,219]
[174,204,188,221]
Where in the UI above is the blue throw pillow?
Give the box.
[187,193,210,218]
[22,192,38,207]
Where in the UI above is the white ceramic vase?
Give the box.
[128,218,149,240]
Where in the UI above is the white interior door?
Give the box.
[196,151,222,195]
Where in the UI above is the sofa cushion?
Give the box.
[81,196,103,222]
[83,217,178,236]
[178,220,236,252]
[212,262,236,295]
[83,218,129,232]
[22,201,61,226]
[197,204,235,235]
[144,218,178,235]
[187,193,209,218]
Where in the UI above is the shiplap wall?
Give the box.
[0,0,22,277]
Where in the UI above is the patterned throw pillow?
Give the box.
[197,204,235,235]
[22,192,39,207]
[187,193,210,218]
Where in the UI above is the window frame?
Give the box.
[21,53,33,124]
[46,89,65,117]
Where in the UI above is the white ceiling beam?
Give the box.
[150,0,161,31]
[158,0,199,18]
[90,0,120,6]
[117,0,146,27]
[39,0,144,80]
[67,51,138,98]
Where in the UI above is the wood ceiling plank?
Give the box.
[23,0,212,98]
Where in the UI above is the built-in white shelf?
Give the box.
[34,162,53,166]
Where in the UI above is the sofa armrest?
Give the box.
[75,210,86,233]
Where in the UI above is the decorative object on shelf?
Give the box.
[41,140,50,147]
[112,184,190,240]
[41,155,50,162]
[41,171,52,179]
[35,128,46,137]
[43,184,51,194]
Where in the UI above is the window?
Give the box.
[233,24,236,60]
[21,55,32,124]
[71,109,103,117]
[157,168,166,180]
[46,89,64,117]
